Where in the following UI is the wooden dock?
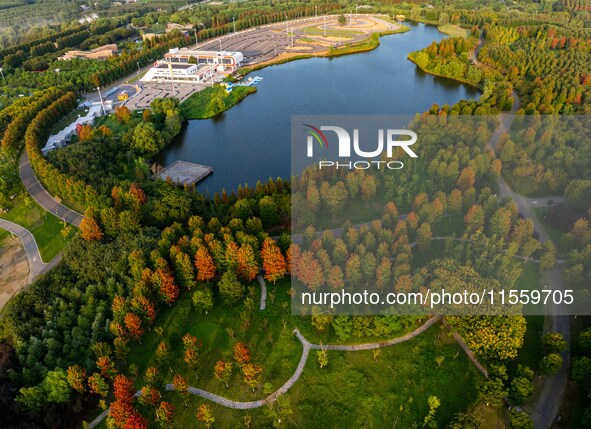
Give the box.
[157,160,213,186]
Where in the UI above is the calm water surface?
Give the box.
[157,23,480,194]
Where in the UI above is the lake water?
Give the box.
[157,23,480,195]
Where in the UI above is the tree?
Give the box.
[183,333,201,371]
[131,122,164,153]
[195,247,217,282]
[80,215,103,241]
[88,373,109,397]
[67,365,87,393]
[423,395,441,429]
[154,269,179,305]
[338,14,347,26]
[265,396,293,428]
[218,270,245,305]
[214,360,233,388]
[317,349,328,368]
[539,240,556,271]
[510,409,533,429]
[242,362,263,391]
[196,404,215,428]
[124,312,144,341]
[155,401,175,428]
[259,196,279,227]
[234,342,251,366]
[115,105,131,123]
[539,353,563,375]
[261,238,286,283]
[477,377,506,407]
[237,244,259,281]
[417,222,433,251]
[114,374,136,405]
[208,96,225,116]
[155,341,171,372]
[173,374,189,407]
[457,167,476,191]
[541,332,567,353]
[509,376,534,405]
[96,355,116,379]
[138,385,161,407]
[192,288,214,313]
[77,124,93,141]
[571,357,591,390]
[44,369,71,403]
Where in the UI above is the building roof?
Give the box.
[155,62,195,70]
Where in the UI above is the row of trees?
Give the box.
[24,91,108,209]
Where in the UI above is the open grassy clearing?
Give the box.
[0,186,76,261]
[438,24,471,38]
[92,276,480,428]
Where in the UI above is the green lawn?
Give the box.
[0,190,76,261]
[438,24,470,38]
[180,85,256,120]
[91,278,481,428]
[533,207,566,252]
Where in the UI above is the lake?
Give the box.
[157,23,480,195]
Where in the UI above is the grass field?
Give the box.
[180,85,256,120]
[91,277,481,428]
[0,189,76,261]
[533,207,566,253]
[438,24,470,38]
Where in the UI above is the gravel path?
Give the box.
[257,273,267,310]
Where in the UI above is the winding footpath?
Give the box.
[88,315,442,427]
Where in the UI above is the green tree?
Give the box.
[539,353,563,376]
[510,409,533,429]
[44,369,71,403]
[192,288,214,313]
[541,332,567,353]
[338,14,347,26]
[218,270,245,305]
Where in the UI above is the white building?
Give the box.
[141,62,216,84]
[164,48,244,72]
[42,101,112,155]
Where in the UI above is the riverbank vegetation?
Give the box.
[181,85,256,120]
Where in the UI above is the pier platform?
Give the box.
[158,160,213,186]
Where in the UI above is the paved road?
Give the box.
[479,61,570,426]
[19,152,83,227]
[0,218,61,283]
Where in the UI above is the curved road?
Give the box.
[0,218,61,283]
[19,151,83,227]
[478,48,570,426]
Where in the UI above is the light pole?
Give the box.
[96,86,106,115]
[168,62,177,97]
[233,17,236,33]
[315,5,318,21]
[0,67,4,83]
[194,27,198,48]
[324,15,327,37]
[218,37,222,52]
[136,61,141,83]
